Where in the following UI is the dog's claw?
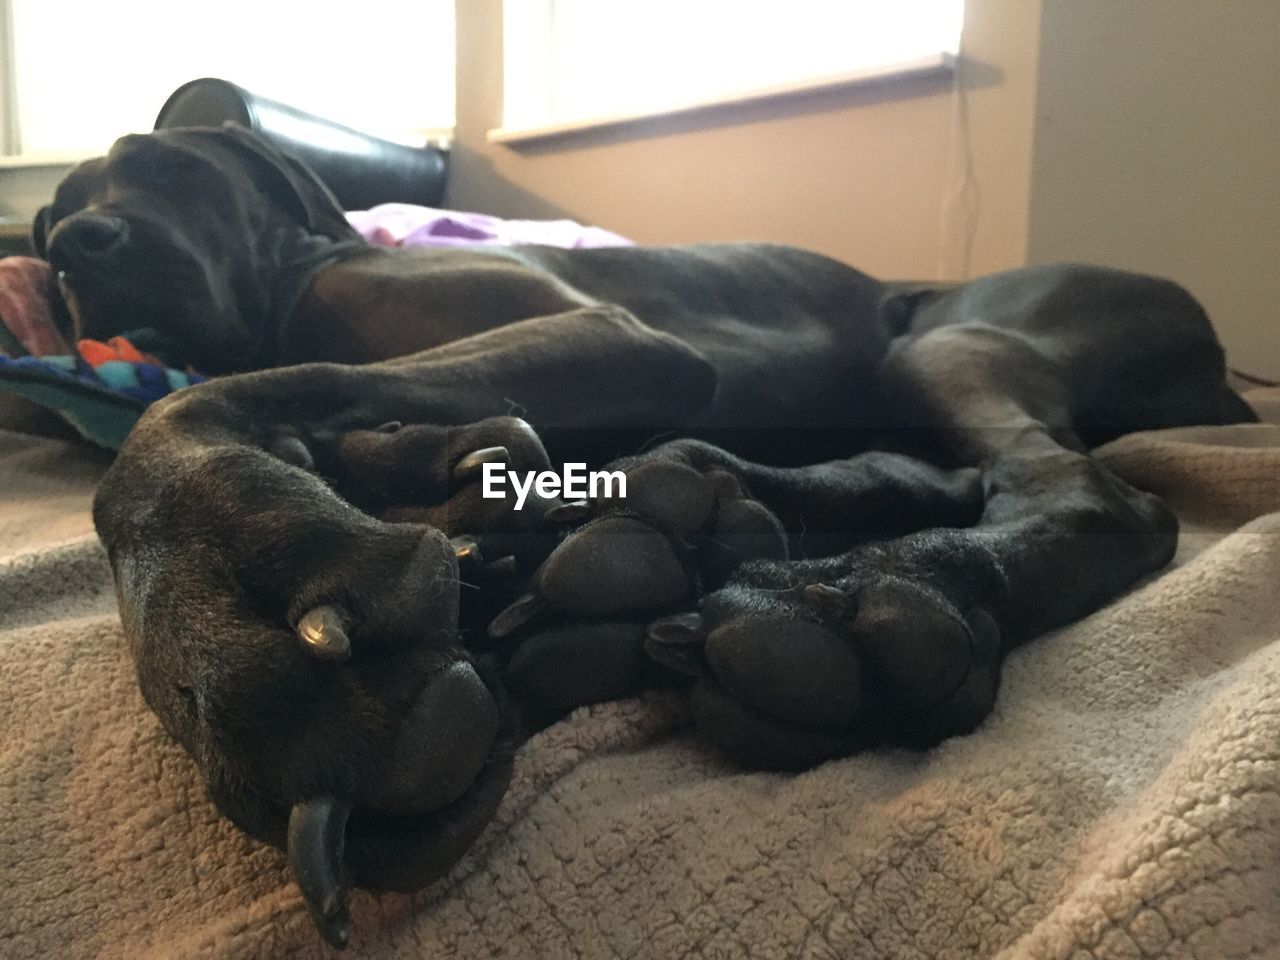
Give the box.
[644,612,708,677]
[296,605,353,662]
[451,535,482,565]
[270,435,315,471]
[545,499,593,523]
[454,446,509,481]
[288,796,353,950]
[804,582,853,617]
[486,555,518,575]
[487,591,547,639]
[373,420,403,434]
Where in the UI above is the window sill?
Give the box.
[0,152,96,170]
[488,52,955,148]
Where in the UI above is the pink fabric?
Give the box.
[0,257,69,357]
[345,204,633,250]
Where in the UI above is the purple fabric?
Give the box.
[345,204,632,250]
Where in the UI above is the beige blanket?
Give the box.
[2,399,1279,960]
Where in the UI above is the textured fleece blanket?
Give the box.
[2,396,1279,959]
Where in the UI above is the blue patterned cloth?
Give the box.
[0,349,206,450]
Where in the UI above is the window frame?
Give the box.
[1,0,22,157]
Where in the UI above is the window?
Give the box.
[497,0,964,142]
[0,0,454,162]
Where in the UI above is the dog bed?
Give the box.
[1,390,1278,959]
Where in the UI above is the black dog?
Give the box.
[34,125,1255,947]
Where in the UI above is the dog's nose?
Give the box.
[47,213,129,267]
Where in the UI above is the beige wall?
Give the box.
[450,0,1042,282]
[454,0,1278,375]
[1027,0,1280,377]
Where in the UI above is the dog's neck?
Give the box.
[265,232,372,365]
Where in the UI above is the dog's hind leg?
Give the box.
[673,269,1256,768]
[670,321,1186,767]
[505,319,1188,769]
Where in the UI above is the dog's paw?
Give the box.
[330,415,548,515]
[95,428,528,947]
[159,517,514,946]
[329,415,596,573]
[645,529,1008,769]
[487,457,790,712]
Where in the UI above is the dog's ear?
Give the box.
[215,122,360,242]
[30,205,53,259]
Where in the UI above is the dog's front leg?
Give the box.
[92,305,715,946]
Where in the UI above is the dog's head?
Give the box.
[32,125,363,373]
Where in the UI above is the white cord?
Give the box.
[937,32,980,282]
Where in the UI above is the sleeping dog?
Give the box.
[33,125,1256,947]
